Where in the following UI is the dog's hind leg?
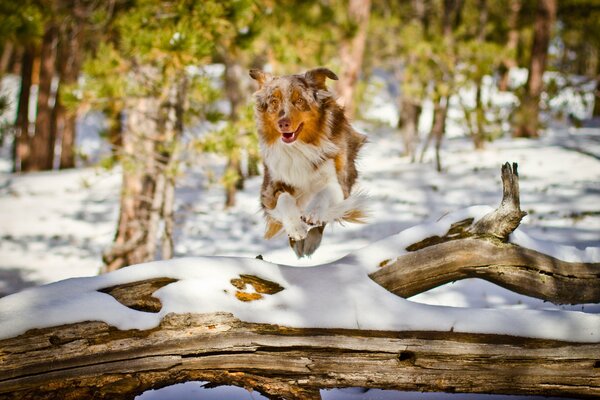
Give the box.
[289,224,326,258]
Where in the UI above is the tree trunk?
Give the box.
[472,0,488,150]
[104,71,187,270]
[398,97,421,161]
[396,1,426,161]
[0,42,14,76]
[335,0,371,118]
[28,24,58,171]
[103,97,162,272]
[106,105,124,159]
[223,53,245,208]
[2,163,599,399]
[420,96,448,171]
[594,51,600,117]
[58,12,85,169]
[13,46,35,172]
[498,0,521,91]
[513,0,557,138]
[594,79,600,117]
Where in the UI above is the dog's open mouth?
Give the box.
[281,122,304,144]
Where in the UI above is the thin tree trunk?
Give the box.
[223,53,245,208]
[513,0,556,138]
[28,24,58,171]
[472,0,488,150]
[499,0,521,91]
[397,1,425,161]
[420,0,460,168]
[335,0,371,117]
[419,96,447,168]
[398,97,421,161]
[13,46,35,172]
[160,75,187,260]
[433,97,448,172]
[106,105,124,159]
[59,15,85,169]
[594,80,600,117]
[594,52,600,117]
[0,42,14,75]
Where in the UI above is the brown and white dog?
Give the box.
[250,67,367,257]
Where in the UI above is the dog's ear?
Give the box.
[249,69,272,89]
[304,67,338,90]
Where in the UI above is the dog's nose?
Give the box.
[278,118,292,131]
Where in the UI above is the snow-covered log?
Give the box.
[1,163,599,399]
[1,306,599,400]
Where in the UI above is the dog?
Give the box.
[250,67,367,257]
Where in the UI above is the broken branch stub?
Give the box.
[369,162,600,305]
[468,162,528,240]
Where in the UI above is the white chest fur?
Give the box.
[261,139,339,193]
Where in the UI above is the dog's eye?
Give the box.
[295,98,305,106]
[269,98,279,107]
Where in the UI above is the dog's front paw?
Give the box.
[284,219,309,241]
[303,202,329,226]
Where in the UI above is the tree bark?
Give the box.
[28,24,58,171]
[13,46,35,172]
[58,8,86,169]
[335,0,371,118]
[1,311,598,400]
[103,97,162,272]
[513,0,557,138]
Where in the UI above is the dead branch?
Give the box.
[370,162,599,304]
[369,238,600,303]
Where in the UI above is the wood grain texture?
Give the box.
[1,311,599,400]
[369,238,600,304]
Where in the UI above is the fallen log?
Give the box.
[0,163,599,400]
[1,310,599,400]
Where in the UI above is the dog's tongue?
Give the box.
[282,131,295,143]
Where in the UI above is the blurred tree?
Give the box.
[28,19,58,171]
[556,0,600,118]
[84,0,236,271]
[336,0,371,117]
[498,0,521,92]
[513,0,557,138]
[214,0,261,208]
[3,0,107,171]
[0,1,44,171]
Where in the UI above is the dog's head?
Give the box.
[250,67,338,145]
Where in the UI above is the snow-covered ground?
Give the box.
[1,107,599,398]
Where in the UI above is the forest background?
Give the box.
[0,0,599,272]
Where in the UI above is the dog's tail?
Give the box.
[289,224,326,258]
[320,191,370,225]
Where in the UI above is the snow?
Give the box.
[1,72,600,398]
[136,383,581,400]
[1,204,599,342]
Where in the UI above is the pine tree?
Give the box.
[83,0,238,271]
